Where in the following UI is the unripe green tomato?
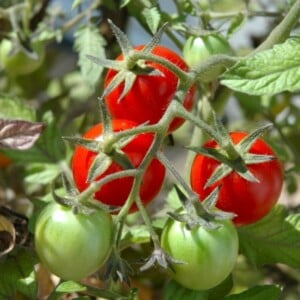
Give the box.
[0,39,45,76]
[161,218,238,291]
[183,34,233,68]
[35,203,113,281]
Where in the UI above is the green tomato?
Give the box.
[35,202,113,281]
[0,39,45,76]
[183,34,233,68]
[161,218,238,291]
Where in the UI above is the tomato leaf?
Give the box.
[48,281,125,300]
[163,276,233,300]
[227,13,245,37]
[224,285,281,300]
[0,248,38,299]
[0,119,45,150]
[74,25,106,87]
[221,37,300,95]
[121,224,150,245]
[238,205,300,268]
[25,163,61,185]
[0,93,36,121]
[142,7,161,34]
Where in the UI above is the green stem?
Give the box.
[157,151,194,197]
[197,10,283,20]
[130,51,192,84]
[76,169,141,205]
[61,0,101,34]
[251,0,300,54]
[135,195,161,247]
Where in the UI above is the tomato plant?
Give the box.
[72,119,166,212]
[104,45,196,133]
[190,132,284,226]
[0,39,45,76]
[2,0,300,298]
[161,217,239,290]
[34,202,113,281]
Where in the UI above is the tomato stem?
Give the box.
[251,0,300,55]
[76,169,141,206]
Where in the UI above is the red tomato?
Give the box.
[190,132,283,226]
[0,152,12,167]
[72,119,165,212]
[104,45,196,133]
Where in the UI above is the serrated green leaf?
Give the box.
[122,224,150,245]
[238,205,300,268]
[221,37,300,95]
[0,248,38,299]
[25,163,61,185]
[224,285,281,300]
[142,7,161,34]
[163,275,233,300]
[0,93,35,121]
[74,25,106,87]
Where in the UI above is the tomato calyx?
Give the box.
[51,171,124,214]
[189,121,276,188]
[103,248,135,286]
[140,246,186,272]
[169,185,235,230]
[64,130,137,184]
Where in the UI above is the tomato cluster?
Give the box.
[34,38,283,292]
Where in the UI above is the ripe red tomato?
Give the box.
[72,119,166,212]
[104,45,196,133]
[190,132,283,226]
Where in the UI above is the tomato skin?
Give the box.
[104,45,196,133]
[161,218,238,290]
[72,119,166,212]
[35,202,113,281]
[190,132,283,226]
[183,34,233,68]
[0,39,45,76]
[0,152,12,167]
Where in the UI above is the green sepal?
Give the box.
[62,136,100,152]
[87,152,112,183]
[107,19,134,56]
